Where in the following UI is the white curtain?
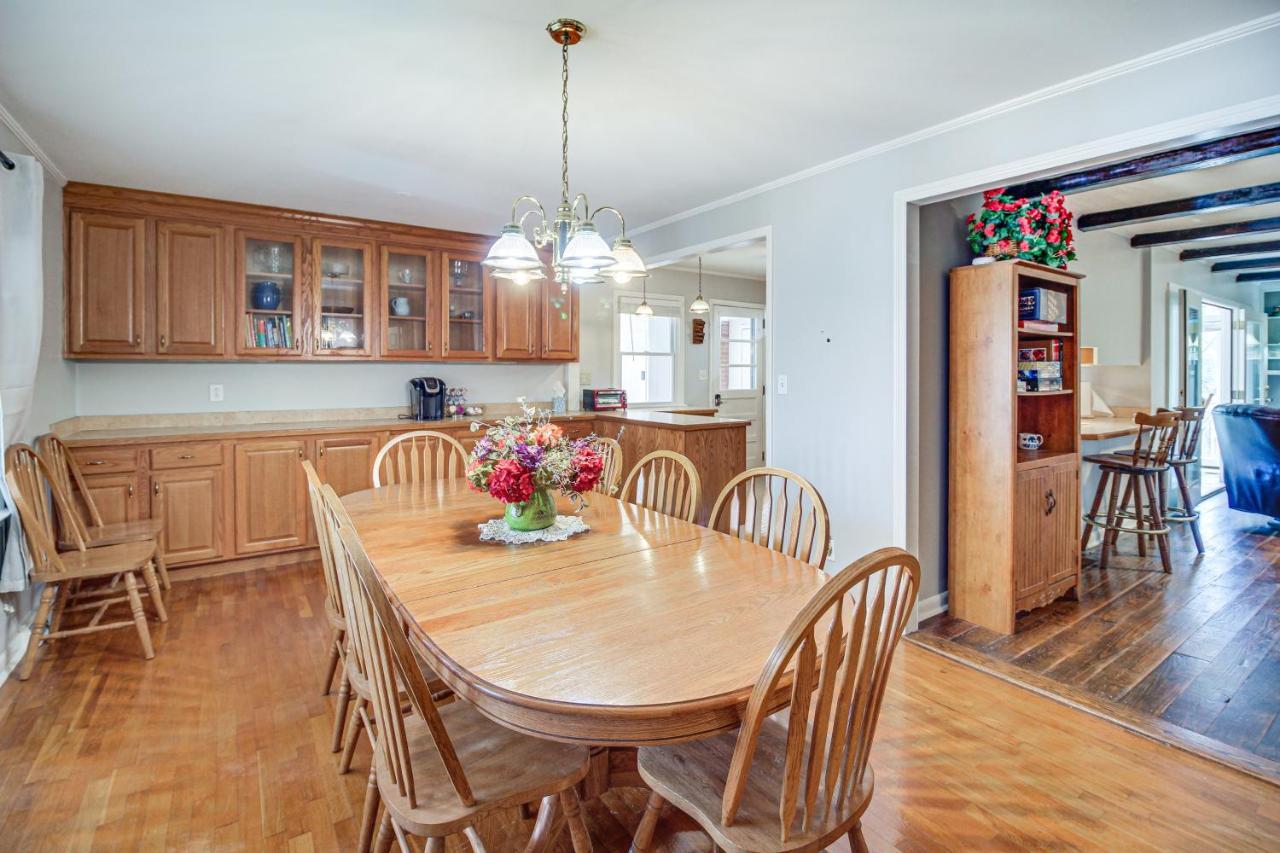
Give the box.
[0,152,44,593]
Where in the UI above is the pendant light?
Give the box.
[482,19,648,290]
[689,257,710,314]
[635,276,654,316]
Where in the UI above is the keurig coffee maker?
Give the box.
[408,377,445,420]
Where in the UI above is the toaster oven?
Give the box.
[581,388,627,411]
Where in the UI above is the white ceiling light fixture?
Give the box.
[483,19,647,290]
[689,256,710,314]
[635,276,654,316]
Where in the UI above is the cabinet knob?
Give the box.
[153,482,161,496]
[297,448,304,459]
[1044,489,1056,516]
[178,453,194,460]
[128,483,134,497]
[86,460,106,466]
[319,446,325,457]
[160,334,167,349]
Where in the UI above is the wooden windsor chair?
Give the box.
[631,547,920,852]
[37,433,172,589]
[1157,402,1209,554]
[1080,411,1181,572]
[319,484,595,853]
[708,467,831,568]
[619,450,701,522]
[5,445,166,680]
[373,430,468,487]
[591,436,624,497]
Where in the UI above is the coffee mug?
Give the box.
[1018,432,1044,450]
[390,297,411,316]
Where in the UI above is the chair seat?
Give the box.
[375,699,590,837]
[1082,453,1167,474]
[58,517,163,552]
[33,539,156,583]
[637,714,873,853]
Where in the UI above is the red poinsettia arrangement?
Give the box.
[966,188,1077,269]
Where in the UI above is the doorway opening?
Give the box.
[1199,300,1234,494]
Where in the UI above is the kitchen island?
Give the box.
[54,406,749,575]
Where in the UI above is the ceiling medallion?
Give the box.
[482,19,648,291]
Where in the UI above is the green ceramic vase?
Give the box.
[504,487,556,532]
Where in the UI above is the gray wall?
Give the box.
[629,25,1280,601]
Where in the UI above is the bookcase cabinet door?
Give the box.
[68,211,147,354]
[156,220,226,356]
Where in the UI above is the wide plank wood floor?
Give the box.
[0,556,1277,850]
[912,491,1280,783]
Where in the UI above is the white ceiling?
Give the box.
[1,1,1276,235]
[665,240,767,281]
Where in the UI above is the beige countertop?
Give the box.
[59,407,747,446]
[1081,417,1139,441]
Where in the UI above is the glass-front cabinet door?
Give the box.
[381,246,435,358]
[236,232,304,356]
[313,238,374,357]
[440,251,492,360]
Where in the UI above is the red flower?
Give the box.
[1048,229,1061,243]
[488,459,534,504]
[984,223,996,237]
[570,449,604,493]
[1019,241,1030,252]
[983,187,1004,200]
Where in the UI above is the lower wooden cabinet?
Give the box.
[1014,456,1080,611]
[151,467,227,565]
[234,438,310,555]
[315,433,381,497]
[81,472,146,526]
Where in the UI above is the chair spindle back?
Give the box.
[1122,411,1180,467]
[1160,405,1207,464]
[592,436,624,496]
[619,450,701,522]
[4,445,83,579]
[302,461,345,625]
[372,431,468,487]
[721,547,919,842]
[708,468,831,568]
[35,433,102,539]
[318,485,475,810]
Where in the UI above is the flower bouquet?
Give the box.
[466,403,604,532]
[966,188,1077,269]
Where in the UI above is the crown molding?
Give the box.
[0,98,67,185]
[661,262,765,283]
[632,12,1280,236]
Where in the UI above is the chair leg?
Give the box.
[1131,474,1146,557]
[124,572,155,660]
[17,584,58,681]
[463,826,487,852]
[373,812,395,853]
[357,765,380,853]
[390,818,414,853]
[847,822,870,853]
[155,549,172,590]
[425,838,445,853]
[1143,474,1172,573]
[340,696,367,773]
[332,670,352,753]
[1081,470,1110,551]
[141,561,168,623]
[323,633,342,695]
[1174,465,1205,553]
[1100,474,1123,571]
[560,787,593,853]
[631,790,665,853]
[524,793,563,853]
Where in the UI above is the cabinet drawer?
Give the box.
[561,421,594,440]
[151,442,224,470]
[71,447,140,474]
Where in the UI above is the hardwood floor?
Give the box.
[912,491,1280,783]
[0,557,1277,850]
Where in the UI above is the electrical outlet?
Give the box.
[580,371,592,385]
[209,384,224,402]
[777,374,789,395]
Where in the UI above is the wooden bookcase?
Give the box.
[948,259,1083,634]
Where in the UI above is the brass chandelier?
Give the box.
[482,19,648,291]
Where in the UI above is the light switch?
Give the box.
[698,369,708,381]
[777,374,789,395]
[209,384,224,402]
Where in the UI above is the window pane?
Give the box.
[618,313,676,355]
[727,341,754,365]
[727,365,756,391]
[621,354,675,404]
[722,316,755,340]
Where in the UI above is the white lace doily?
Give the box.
[477,515,590,544]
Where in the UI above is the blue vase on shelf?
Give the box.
[251,281,281,310]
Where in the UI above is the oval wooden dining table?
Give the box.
[342,478,829,760]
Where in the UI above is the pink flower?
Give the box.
[487,459,534,504]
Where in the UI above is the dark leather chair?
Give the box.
[1212,404,1280,522]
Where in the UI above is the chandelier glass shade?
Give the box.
[482,19,647,289]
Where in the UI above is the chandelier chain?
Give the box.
[560,35,570,206]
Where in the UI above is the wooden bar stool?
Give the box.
[1080,411,1180,572]
[1158,404,1208,554]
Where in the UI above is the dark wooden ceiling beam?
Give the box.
[1002,125,1280,199]
[1130,216,1280,248]
[1211,255,1280,272]
[1237,270,1280,283]
[1079,182,1280,231]
[1181,239,1280,261]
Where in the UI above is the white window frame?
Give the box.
[612,292,686,407]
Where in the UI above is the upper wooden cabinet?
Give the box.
[68,211,147,354]
[495,275,540,360]
[156,220,226,356]
[541,281,579,361]
[63,183,575,363]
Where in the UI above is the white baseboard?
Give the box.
[915,590,949,623]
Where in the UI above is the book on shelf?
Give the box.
[1017,360,1061,377]
[1017,371,1064,392]
[243,313,293,348]
[1018,340,1063,361]
[1018,287,1068,323]
[1019,319,1062,333]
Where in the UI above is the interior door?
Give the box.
[711,303,765,467]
